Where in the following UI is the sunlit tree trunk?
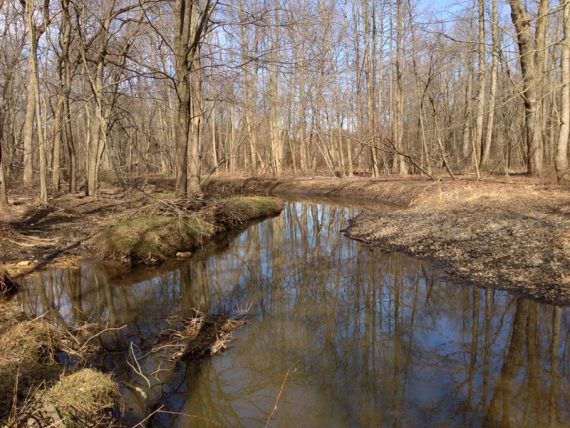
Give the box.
[0,131,7,208]
[481,0,498,167]
[395,0,407,176]
[25,0,47,202]
[508,0,548,176]
[474,0,486,165]
[364,0,379,177]
[174,0,214,196]
[557,0,570,181]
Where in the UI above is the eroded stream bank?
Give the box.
[206,176,570,305]
[14,201,570,427]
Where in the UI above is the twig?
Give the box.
[127,342,151,389]
[265,365,296,427]
[132,405,165,428]
[81,324,127,348]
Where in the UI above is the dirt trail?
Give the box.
[206,175,570,305]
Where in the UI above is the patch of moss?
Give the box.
[42,369,120,427]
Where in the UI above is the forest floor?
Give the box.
[0,187,282,277]
[206,174,570,305]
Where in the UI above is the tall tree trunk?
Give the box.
[0,117,8,208]
[269,0,282,176]
[395,0,407,176]
[174,0,213,196]
[508,0,546,176]
[364,0,379,177]
[462,50,474,163]
[51,96,64,192]
[557,0,570,181]
[474,0,486,165]
[22,48,36,187]
[65,95,77,193]
[481,0,498,167]
[26,1,47,202]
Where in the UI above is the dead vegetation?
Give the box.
[0,298,247,426]
[154,311,246,360]
[0,319,62,415]
[40,369,120,427]
[0,303,123,426]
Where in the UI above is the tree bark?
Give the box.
[557,0,570,181]
[481,0,498,167]
[508,0,545,176]
[395,0,407,176]
[474,0,486,165]
[174,0,214,196]
[22,43,36,187]
[0,116,8,208]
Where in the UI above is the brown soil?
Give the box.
[0,189,282,276]
[0,190,150,277]
[206,174,570,305]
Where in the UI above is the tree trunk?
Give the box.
[0,121,8,208]
[508,0,545,176]
[557,0,570,181]
[474,0,486,165]
[481,0,498,167]
[395,0,407,176]
[174,0,213,196]
[51,96,64,191]
[26,2,47,202]
[22,48,36,187]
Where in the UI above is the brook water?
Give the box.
[19,201,570,427]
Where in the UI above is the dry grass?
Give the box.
[41,369,120,427]
[204,175,570,209]
[0,319,62,418]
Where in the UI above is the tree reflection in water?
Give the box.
[18,202,570,427]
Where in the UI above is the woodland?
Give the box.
[0,0,569,206]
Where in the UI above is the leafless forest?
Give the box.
[0,0,569,204]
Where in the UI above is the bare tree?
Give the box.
[557,0,570,181]
[508,0,549,176]
[173,0,216,196]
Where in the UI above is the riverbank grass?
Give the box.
[93,196,283,265]
[0,318,62,415]
[42,369,120,426]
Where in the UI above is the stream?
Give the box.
[18,200,570,427]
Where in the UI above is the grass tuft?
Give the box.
[42,369,120,427]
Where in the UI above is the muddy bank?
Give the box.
[0,191,282,274]
[207,175,570,305]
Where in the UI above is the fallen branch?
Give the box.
[347,135,439,181]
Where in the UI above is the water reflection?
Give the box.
[19,202,570,427]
